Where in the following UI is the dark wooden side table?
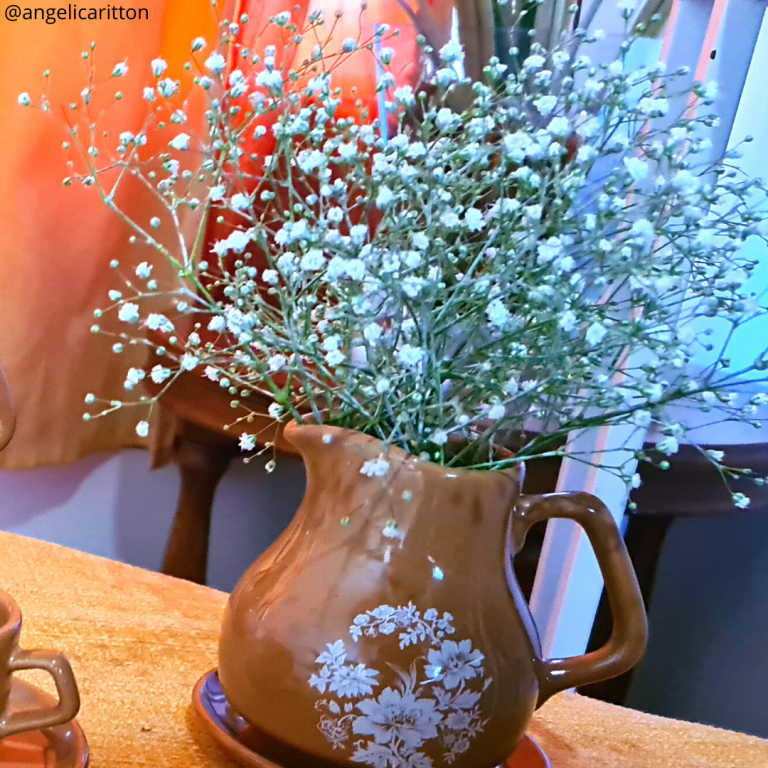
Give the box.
[143,351,296,585]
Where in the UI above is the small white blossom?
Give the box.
[397,344,423,368]
[350,224,368,245]
[394,86,415,106]
[157,78,178,98]
[118,303,140,324]
[124,367,145,390]
[464,208,485,231]
[732,493,751,509]
[559,310,577,332]
[439,39,465,64]
[211,229,251,256]
[631,219,655,248]
[151,365,172,384]
[205,52,226,74]
[191,37,206,52]
[657,436,679,456]
[209,185,227,201]
[239,433,256,451]
[18,93,30,106]
[230,193,251,211]
[151,57,167,77]
[300,249,325,271]
[431,429,448,445]
[169,133,190,151]
[146,313,174,333]
[345,259,366,281]
[112,61,128,77]
[364,323,383,344]
[360,457,390,477]
[268,355,287,372]
[135,262,152,279]
[181,353,199,371]
[135,421,150,438]
[487,403,506,420]
[534,95,558,115]
[325,348,345,366]
[523,54,545,71]
[440,211,460,228]
[376,186,394,209]
[548,117,571,137]
[486,299,511,329]
[204,366,219,381]
[402,277,425,298]
[436,108,459,131]
[586,322,607,346]
[623,157,649,181]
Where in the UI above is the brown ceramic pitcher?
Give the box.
[219,423,647,768]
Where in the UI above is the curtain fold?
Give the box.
[0,0,442,468]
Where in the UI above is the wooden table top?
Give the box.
[2,530,767,767]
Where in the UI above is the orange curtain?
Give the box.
[0,0,219,467]
[0,0,440,468]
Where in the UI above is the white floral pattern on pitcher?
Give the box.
[309,602,492,767]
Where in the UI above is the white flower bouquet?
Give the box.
[20,3,768,503]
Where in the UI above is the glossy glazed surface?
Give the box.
[193,671,550,768]
[219,424,646,768]
[0,591,80,740]
[0,677,88,767]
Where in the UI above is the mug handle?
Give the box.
[0,650,80,738]
[511,492,648,707]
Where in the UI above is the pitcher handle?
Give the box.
[512,492,648,707]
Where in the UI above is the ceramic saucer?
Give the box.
[0,677,88,767]
[192,670,551,768]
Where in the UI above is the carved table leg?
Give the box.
[161,425,238,584]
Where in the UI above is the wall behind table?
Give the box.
[0,449,305,593]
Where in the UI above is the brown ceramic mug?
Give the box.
[0,590,80,739]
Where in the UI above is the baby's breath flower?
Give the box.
[205,52,226,74]
[157,78,178,98]
[151,365,172,384]
[239,433,256,451]
[118,303,140,324]
[732,493,751,509]
[151,58,167,77]
[169,133,190,151]
[360,458,390,477]
[56,26,767,504]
